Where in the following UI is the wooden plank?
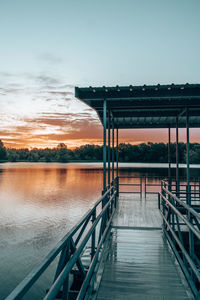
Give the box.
[112,197,162,228]
[96,196,193,300]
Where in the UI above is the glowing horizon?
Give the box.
[0,1,200,149]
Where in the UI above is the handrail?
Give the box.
[160,209,200,282]
[76,206,115,300]
[44,191,117,300]
[158,183,200,299]
[6,178,118,300]
[159,193,200,239]
[162,185,200,220]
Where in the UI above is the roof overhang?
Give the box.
[75,84,200,129]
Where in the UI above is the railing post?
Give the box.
[189,214,195,261]
[91,208,96,259]
[112,118,115,182]
[176,116,180,197]
[103,99,107,196]
[161,182,166,230]
[54,240,70,284]
[186,108,191,206]
[158,193,160,210]
[116,127,119,198]
[168,126,171,191]
[108,110,111,187]
[62,241,70,300]
[140,176,142,199]
[116,128,119,179]
[144,175,146,198]
[117,176,119,197]
[171,196,175,232]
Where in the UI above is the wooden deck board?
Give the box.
[112,196,162,228]
[96,198,193,300]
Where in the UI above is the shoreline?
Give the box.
[0,161,200,169]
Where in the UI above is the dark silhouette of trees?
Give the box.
[74,144,102,161]
[55,143,73,162]
[0,140,7,161]
[1,139,200,164]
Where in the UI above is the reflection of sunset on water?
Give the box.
[0,163,102,207]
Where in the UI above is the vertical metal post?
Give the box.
[168,126,171,191]
[112,118,115,183]
[186,108,191,205]
[116,128,119,178]
[103,100,107,194]
[91,208,96,259]
[186,108,194,259]
[108,110,111,187]
[62,241,70,300]
[116,128,119,196]
[176,116,179,197]
[158,193,160,210]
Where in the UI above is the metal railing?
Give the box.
[162,179,200,205]
[6,179,118,300]
[118,176,200,200]
[118,175,169,198]
[158,184,200,299]
[118,176,142,196]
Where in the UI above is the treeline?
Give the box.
[0,140,200,163]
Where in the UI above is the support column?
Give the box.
[103,100,107,194]
[186,108,194,259]
[108,110,111,187]
[112,118,115,182]
[116,128,119,179]
[176,116,179,196]
[168,126,171,191]
[116,128,119,196]
[186,108,191,205]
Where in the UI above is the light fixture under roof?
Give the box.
[93,89,96,93]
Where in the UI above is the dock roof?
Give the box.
[75,84,200,129]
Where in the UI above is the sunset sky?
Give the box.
[0,0,200,149]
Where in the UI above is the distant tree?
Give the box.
[57,143,67,149]
[2,141,200,164]
[55,144,72,162]
[74,144,102,161]
[29,149,40,162]
[0,140,7,160]
[189,144,200,164]
[7,149,19,162]
[17,148,29,161]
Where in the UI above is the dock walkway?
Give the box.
[96,196,193,300]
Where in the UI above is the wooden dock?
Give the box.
[6,184,200,299]
[96,196,194,300]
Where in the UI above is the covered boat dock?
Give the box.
[6,83,200,300]
[75,83,200,300]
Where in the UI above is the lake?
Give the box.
[0,162,199,299]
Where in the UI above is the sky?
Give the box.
[0,0,200,149]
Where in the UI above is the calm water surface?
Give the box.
[0,162,199,299]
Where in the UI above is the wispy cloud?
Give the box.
[37,53,63,64]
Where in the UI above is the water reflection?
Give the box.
[0,162,199,298]
[0,163,103,298]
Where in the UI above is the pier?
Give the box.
[6,84,200,299]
